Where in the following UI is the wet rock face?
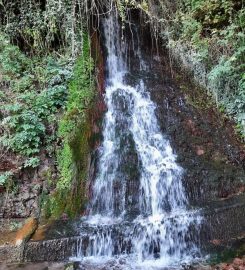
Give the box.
[0,151,56,218]
[111,90,141,217]
[116,18,245,206]
[137,55,245,206]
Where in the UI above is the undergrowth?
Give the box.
[0,0,96,219]
[179,1,245,138]
[0,32,95,217]
[153,0,245,138]
[0,33,72,160]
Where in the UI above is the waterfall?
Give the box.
[74,12,202,269]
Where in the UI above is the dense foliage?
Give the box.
[0,0,86,56]
[0,35,72,158]
[147,0,244,138]
[177,0,245,137]
[0,0,95,218]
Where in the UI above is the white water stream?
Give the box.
[74,12,202,269]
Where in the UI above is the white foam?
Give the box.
[74,11,202,268]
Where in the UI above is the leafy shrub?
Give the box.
[24,157,40,168]
[0,0,86,56]
[0,33,73,157]
[0,171,13,186]
[1,108,46,156]
[181,16,202,41]
[12,74,35,92]
[0,44,30,79]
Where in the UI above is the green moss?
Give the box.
[46,33,95,218]
[57,142,73,190]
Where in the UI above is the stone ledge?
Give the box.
[0,194,244,264]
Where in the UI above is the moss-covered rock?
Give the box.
[43,34,96,219]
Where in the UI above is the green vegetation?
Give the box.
[115,0,149,19]
[0,0,95,218]
[0,171,13,186]
[209,241,245,264]
[0,30,95,216]
[44,36,95,218]
[0,34,72,157]
[0,0,85,56]
[177,0,245,137]
[137,0,244,138]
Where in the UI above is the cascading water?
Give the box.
[74,11,202,269]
